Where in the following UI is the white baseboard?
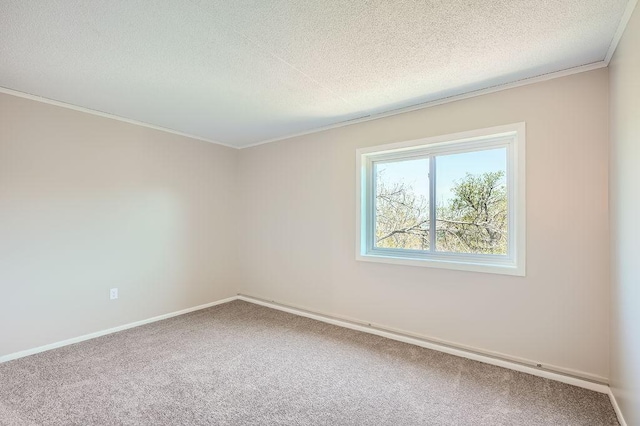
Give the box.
[237,294,610,394]
[1,293,611,397]
[608,388,628,426]
[0,296,239,364]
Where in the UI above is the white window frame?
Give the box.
[356,123,526,276]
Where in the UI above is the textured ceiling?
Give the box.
[0,1,629,147]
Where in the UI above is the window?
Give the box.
[356,123,525,276]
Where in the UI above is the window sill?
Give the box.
[356,252,525,276]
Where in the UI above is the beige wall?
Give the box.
[0,67,613,384]
[609,2,640,424]
[0,93,238,357]
[238,69,611,381]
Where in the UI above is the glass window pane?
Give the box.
[435,148,508,255]
[374,158,430,250]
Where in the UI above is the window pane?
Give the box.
[374,158,430,250]
[435,148,508,255]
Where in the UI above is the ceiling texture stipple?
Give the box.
[0,1,630,147]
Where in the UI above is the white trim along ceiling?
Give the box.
[0,0,634,148]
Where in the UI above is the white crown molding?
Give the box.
[239,61,608,149]
[4,61,607,151]
[605,0,638,64]
[0,86,236,149]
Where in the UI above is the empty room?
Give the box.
[1,1,639,425]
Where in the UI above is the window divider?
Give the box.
[429,156,436,252]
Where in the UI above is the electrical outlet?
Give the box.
[110,288,118,300]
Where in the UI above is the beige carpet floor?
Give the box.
[0,300,618,425]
